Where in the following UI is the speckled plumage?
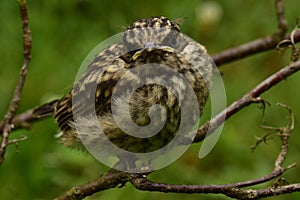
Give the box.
[54,16,214,154]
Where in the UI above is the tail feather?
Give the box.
[32,100,59,118]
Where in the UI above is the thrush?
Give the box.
[38,16,214,159]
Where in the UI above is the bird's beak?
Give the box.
[132,43,174,61]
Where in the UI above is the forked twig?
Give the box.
[0,0,32,165]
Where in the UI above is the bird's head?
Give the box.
[123,16,181,51]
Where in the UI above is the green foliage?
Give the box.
[1,0,300,199]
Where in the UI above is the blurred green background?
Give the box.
[1,0,300,199]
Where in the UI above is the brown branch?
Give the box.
[129,169,297,199]
[130,172,299,200]
[55,169,129,200]
[249,183,300,199]
[57,169,294,200]
[194,60,300,143]
[212,0,290,66]
[0,0,31,165]
[212,31,300,67]
[212,35,279,66]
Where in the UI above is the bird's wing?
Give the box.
[54,43,127,132]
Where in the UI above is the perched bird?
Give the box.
[35,16,214,169]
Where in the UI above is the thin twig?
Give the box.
[275,0,288,36]
[7,135,28,152]
[0,0,31,165]
[272,103,294,171]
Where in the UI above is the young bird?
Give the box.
[37,16,214,168]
